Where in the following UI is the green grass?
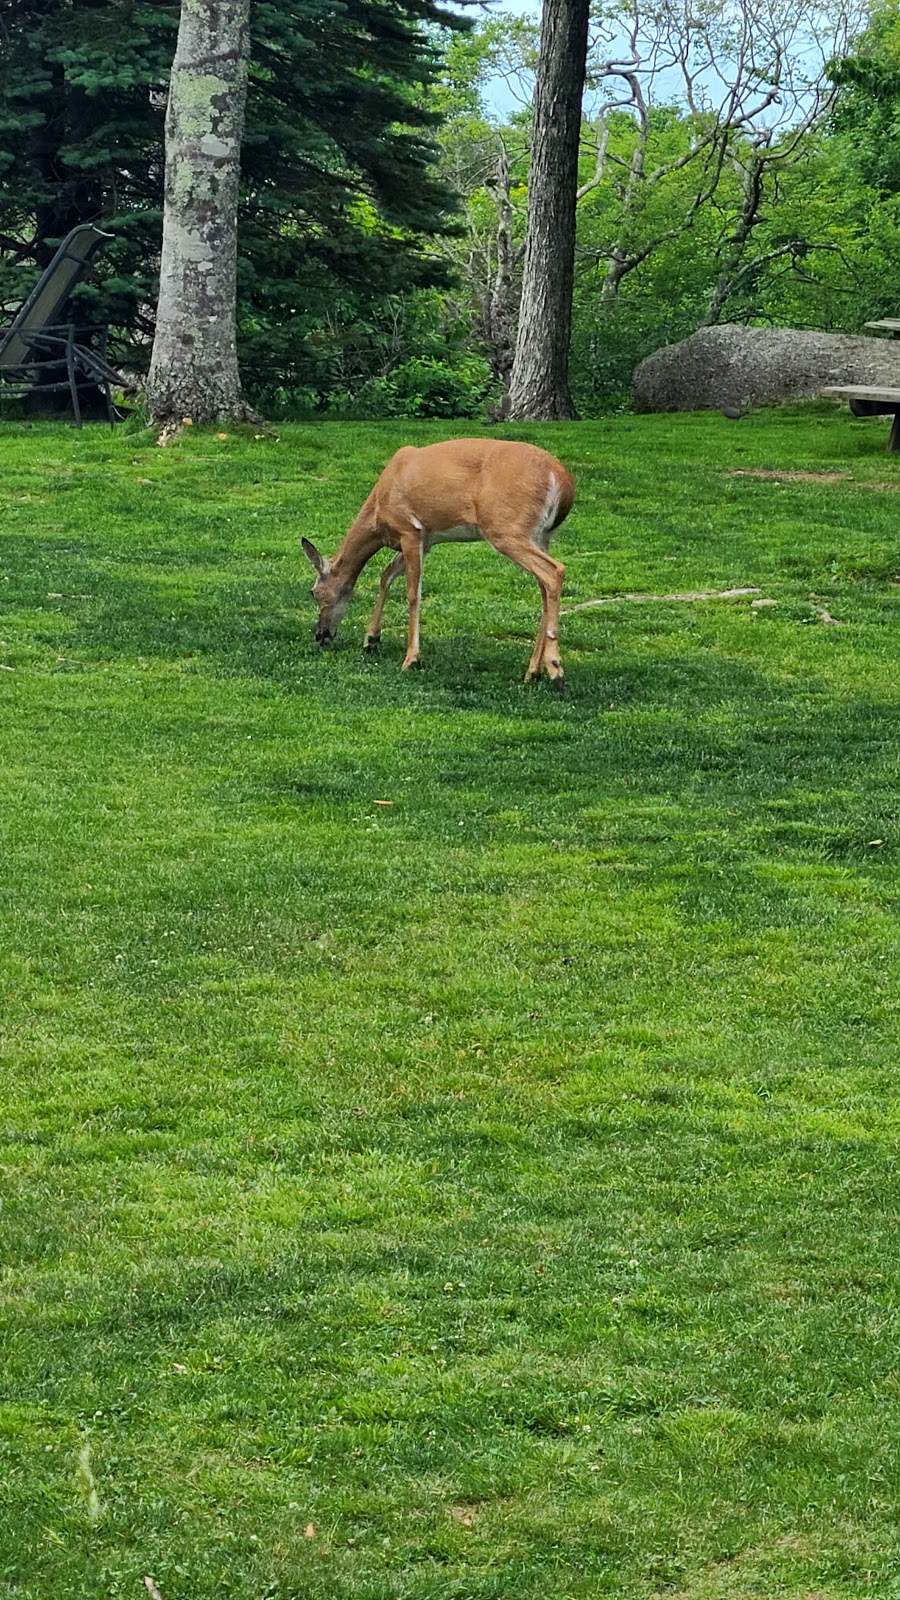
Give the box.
[2,407,900,1600]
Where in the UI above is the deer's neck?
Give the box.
[331,506,385,593]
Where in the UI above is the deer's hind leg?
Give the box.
[365,551,405,650]
[483,528,566,684]
[526,611,549,683]
[536,553,566,683]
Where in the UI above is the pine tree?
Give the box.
[0,0,174,331]
[0,0,465,393]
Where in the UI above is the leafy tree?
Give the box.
[830,7,900,200]
[430,17,534,405]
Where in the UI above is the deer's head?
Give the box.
[302,539,351,646]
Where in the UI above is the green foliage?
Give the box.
[244,287,495,418]
[5,413,900,1595]
[327,354,494,418]
[4,0,899,420]
[422,10,900,417]
[0,0,468,394]
[565,101,900,409]
[0,0,173,326]
[830,4,900,194]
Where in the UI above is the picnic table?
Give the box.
[863,319,900,337]
[821,384,900,452]
[821,321,900,450]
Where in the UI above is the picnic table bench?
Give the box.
[821,384,900,452]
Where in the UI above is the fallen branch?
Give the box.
[561,586,761,615]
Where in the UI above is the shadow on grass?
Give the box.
[4,533,900,875]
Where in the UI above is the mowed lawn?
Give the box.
[2,409,900,1600]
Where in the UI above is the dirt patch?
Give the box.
[727,468,900,491]
[448,1504,476,1528]
[562,587,761,616]
[726,469,850,483]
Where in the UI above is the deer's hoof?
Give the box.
[401,656,422,671]
[364,635,381,652]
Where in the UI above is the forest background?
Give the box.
[3,0,900,420]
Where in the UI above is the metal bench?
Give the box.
[0,224,126,424]
[821,385,900,452]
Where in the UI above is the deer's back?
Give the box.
[377,439,575,537]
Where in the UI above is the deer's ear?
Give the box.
[302,538,328,575]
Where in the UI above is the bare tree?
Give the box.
[700,8,858,324]
[581,0,861,306]
[506,0,591,421]
[147,0,256,427]
[477,141,527,409]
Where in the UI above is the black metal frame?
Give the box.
[0,323,124,426]
[0,224,126,426]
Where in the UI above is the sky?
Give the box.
[477,0,539,118]
[473,0,839,136]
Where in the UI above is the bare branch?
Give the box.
[576,112,613,200]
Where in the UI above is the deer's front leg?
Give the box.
[365,551,405,651]
[399,532,424,670]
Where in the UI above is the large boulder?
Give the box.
[632,323,900,413]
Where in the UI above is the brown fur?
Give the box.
[302,439,575,682]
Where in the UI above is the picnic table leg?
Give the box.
[889,411,900,453]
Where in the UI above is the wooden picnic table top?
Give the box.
[822,384,900,402]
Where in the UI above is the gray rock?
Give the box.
[632,323,900,412]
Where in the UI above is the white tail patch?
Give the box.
[533,473,560,549]
[312,438,573,680]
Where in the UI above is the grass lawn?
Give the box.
[2,406,900,1600]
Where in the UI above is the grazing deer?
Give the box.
[301,438,576,683]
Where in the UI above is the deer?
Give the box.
[301,438,576,683]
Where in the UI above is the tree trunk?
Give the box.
[599,143,646,306]
[481,141,522,416]
[147,0,256,426]
[701,151,766,327]
[506,0,589,422]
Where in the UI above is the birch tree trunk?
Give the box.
[506,0,590,421]
[147,0,256,426]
